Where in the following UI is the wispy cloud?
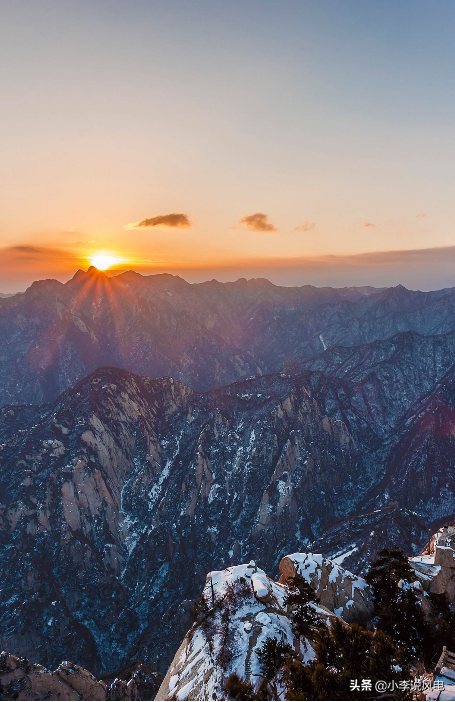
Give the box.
[416,211,427,218]
[364,222,376,228]
[126,213,192,229]
[0,244,80,264]
[238,212,277,232]
[0,244,84,289]
[8,245,44,258]
[294,220,315,233]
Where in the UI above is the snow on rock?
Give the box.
[156,560,335,701]
[279,552,373,623]
[332,545,359,565]
[252,572,271,601]
[410,522,455,602]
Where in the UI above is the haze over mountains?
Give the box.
[2,269,455,675]
[4,266,455,408]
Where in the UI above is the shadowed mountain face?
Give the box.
[0,367,371,673]
[4,268,455,407]
[298,329,455,436]
[2,344,455,672]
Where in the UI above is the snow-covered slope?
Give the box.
[156,559,342,701]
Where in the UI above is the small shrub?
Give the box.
[223,672,256,700]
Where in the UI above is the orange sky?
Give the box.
[1,1,455,292]
[3,240,455,292]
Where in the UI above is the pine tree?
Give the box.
[283,620,410,700]
[365,548,427,659]
[223,672,256,700]
[257,636,292,699]
[283,574,320,641]
[428,592,455,664]
[365,548,415,610]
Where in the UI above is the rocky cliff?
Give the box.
[278,553,372,623]
[0,653,162,701]
[0,366,374,673]
[410,522,455,602]
[155,556,347,701]
[1,352,455,674]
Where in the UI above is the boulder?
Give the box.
[279,552,373,623]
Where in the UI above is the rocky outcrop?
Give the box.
[0,653,106,701]
[155,558,339,702]
[410,523,455,602]
[0,653,161,700]
[279,553,372,623]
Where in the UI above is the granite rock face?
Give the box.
[411,523,455,602]
[155,558,340,702]
[278,553,372,623]
[0,367,372,673]
[2,352,455,673]
[0,654,106,701]
[0,653,161,701]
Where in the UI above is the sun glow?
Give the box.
[90,255,119,271]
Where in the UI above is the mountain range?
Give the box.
[4,266,455,407]
[2,271,455,679]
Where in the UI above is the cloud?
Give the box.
[416,212,427,218]
[364,222,376,228]
[126,213,191,229]
[5,245,51,260]
[0,244,84,290]
[1,244,79,264]
[238,213,277,232]
[294,220,315,233]
[2,244,82,265]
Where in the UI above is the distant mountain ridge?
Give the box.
[3,267,455,407]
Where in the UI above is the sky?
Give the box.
[1,0,455,291]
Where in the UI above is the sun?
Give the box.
[90,255,119,271]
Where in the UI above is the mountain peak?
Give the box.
[86,265,108,277]
[23,278,64,298]
[67,267,109,286]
